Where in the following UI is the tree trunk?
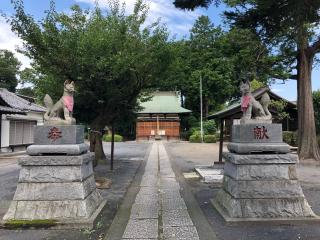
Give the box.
[89,130,106,167]
[89,116,107,167]
[110,123,115,171]
[297,48,320,161]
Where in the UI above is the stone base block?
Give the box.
[19,153,94,166]
[18,153,94,182]
[13,175,96,200]
[213,189,315,219]
[27,143,89,156]
[231,124,282,143]
[34,125,84,145]
[211,197,320,224]
[223,176,303,198]
[3,189,103,221]
[223,152,297,165]
[227,142,290,154]
[224,161,297,180]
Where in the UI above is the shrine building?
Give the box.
[136,91,191,141]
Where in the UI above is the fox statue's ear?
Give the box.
[71,81,74,85]
[64,80,68,86]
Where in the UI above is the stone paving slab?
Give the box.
[122,219,158,239]
[130,203,159,219]
[138,187,159,195]
[135,192,159,202]
[162,209,194,227]
[160,191,182,200]
[162,198,187,210]
[140,179,158,187]
[163,226,200,240]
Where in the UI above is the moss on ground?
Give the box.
[4,219,58,229]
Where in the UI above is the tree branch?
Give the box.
[308,37,320,55]
[271,74,297,80]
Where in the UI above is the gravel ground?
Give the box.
[165,142,320,240]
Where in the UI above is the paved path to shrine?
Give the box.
[121,142,200,240]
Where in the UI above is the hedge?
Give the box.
[102,134,123,142]
[204,135,217,143]
[283,131,298,147]
[189,134,202,143]
[189,134,217,143]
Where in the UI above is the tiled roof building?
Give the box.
[0,88,46,153]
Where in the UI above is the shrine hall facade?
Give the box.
[136,91,191,141]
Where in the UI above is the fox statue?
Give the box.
[43,80,76,125]
[240,80,272,124]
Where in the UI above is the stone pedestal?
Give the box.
[3,125,105,229]
[212,123,319,222]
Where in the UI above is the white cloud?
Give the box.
[75,0,203,37]
[0,16,31,70]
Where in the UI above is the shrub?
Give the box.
[204,135,217,143]
[283,131,298,147]
[189,134,202,143]
[102,134,123,142]
[203,120,217,135]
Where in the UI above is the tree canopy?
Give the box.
[9,0,171,162]
[0,49,21,91]
[9,0,170,127]
[156,15,288,120]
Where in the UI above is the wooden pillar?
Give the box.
[0,113,2,149]
[156,114,160,136]
[218,118,224,163]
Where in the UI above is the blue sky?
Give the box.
[0,0,319,101]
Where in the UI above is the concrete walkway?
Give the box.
[121,142,199,240]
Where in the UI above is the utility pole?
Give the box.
[200,74,204,143]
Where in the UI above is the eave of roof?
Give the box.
[137,92,192,114]
[0,88,46,113]
[0,106,26,114]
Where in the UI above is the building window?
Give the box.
[9,120,36,146]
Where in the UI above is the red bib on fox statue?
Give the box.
[241,95,251,112]
[63,95,74,112]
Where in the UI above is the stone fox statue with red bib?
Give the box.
[240,80,272,124]
[43,80,76,125]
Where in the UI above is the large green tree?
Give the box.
[157,15,287,120]
[173,0,320,161]
[0,49,21,91]
[9,0,170,163]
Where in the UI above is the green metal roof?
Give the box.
[138,91,192,114]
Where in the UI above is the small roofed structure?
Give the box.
[208,87,297,162]
[136,91,191,140]
[0,88,46,152]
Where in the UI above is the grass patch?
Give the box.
[4,219,58,229]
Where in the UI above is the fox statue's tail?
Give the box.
[43,94,53,121]
[260,93,272,118]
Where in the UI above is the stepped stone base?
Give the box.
[212,151,317,222]
[3,130,104,229]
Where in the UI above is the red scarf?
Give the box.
[63,96,74,112]
[241,95,251,112]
